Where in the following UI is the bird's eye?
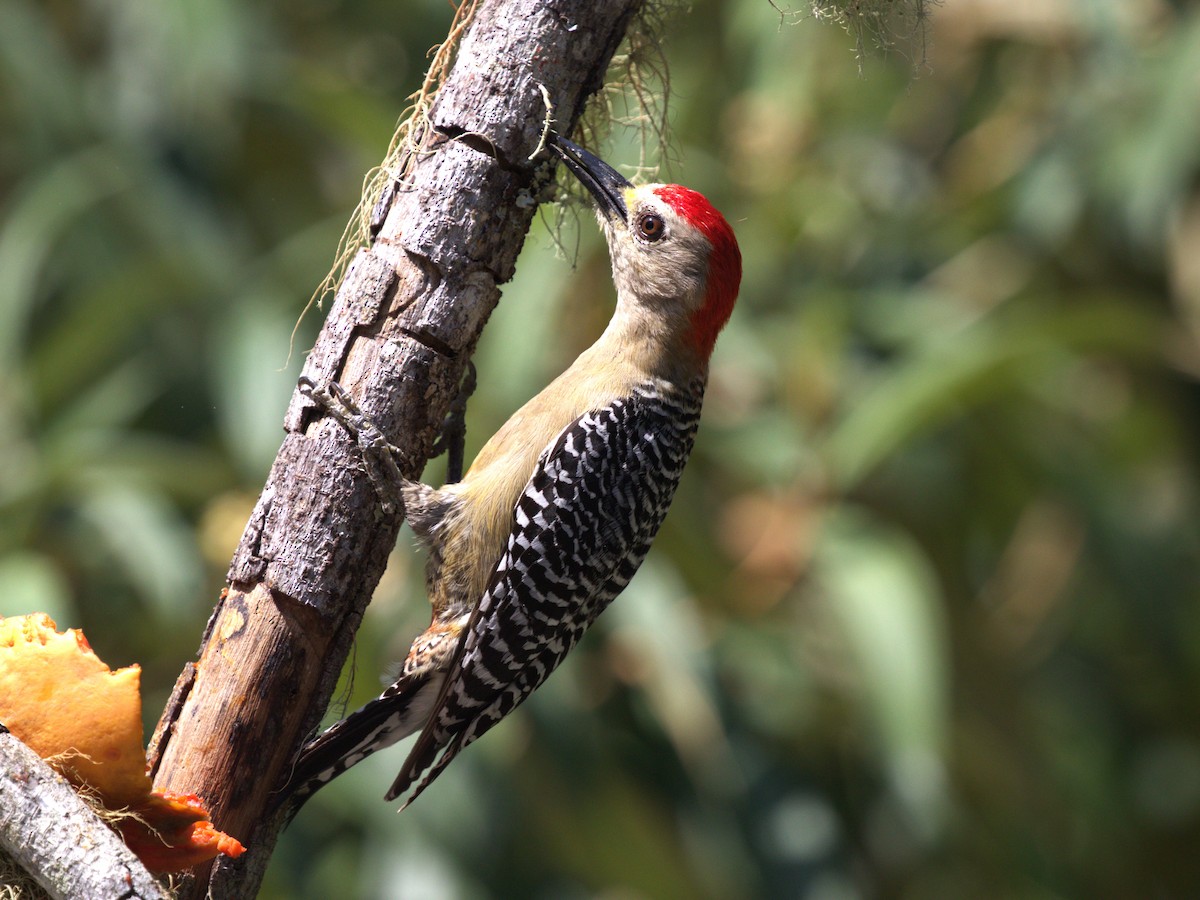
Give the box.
[636,212,665,242]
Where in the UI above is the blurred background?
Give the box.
[3,0,1199,897]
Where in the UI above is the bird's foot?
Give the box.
[298,377,407,516]
[428,361,477,484]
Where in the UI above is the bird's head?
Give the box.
[552,135,742,363]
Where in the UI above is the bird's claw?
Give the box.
[299,376,407,517]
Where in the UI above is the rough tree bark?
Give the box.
[145,2,645,897]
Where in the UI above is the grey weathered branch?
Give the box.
[146,1,644,897]
[0,729,167,900]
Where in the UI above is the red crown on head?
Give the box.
[654,185,742,359]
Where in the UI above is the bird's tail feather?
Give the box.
[276,671,432,811]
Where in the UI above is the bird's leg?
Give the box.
[298,377,407,515]
[428,361,477,484]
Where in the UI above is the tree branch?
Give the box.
[147,1,644,896]
[0,729,167,900]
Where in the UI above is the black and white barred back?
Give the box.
[386,376,705,805]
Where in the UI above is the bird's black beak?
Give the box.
[551,134,631,224]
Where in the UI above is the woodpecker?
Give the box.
[282,134,742,810]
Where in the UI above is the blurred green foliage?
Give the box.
[2,0,1199,897]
